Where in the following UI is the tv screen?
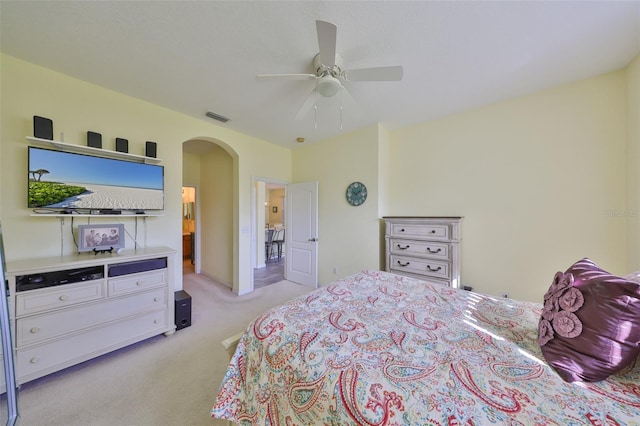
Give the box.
[28,146,164,211]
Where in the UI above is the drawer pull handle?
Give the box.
[396,244,410,250]
[30,357,40,364]
[59,295,68,301]
[30,327,40,334]
[427,265,442,272]
[397,260,410,267]
[427,248,442,254]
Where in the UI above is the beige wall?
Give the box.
[390,71,628,301]
[627,55,640,271]
[2,52,638,302]
[293,125,382,285]
[0,54,292,295]
[200,145,234,286]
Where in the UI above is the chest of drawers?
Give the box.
[384,217,462,287]
[5,247,175,385]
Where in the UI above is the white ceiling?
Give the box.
[1,1,639,149]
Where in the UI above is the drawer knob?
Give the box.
[427,265,442,272]
[136,281,143,286]
[154,319,159,324]
[397,260,410,267]
[30,327,40,334]
[399,228,405,232]
[430,230,436,234]
[59,295,68,301]
[154,297,159,302]
[397,244,410,250]
[30,357,40,364]
[427,248,442,254]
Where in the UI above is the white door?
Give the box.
[285,181,318,287]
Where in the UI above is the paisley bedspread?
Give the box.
[212,270,640,425]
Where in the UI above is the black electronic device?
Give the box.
[16,265,104,292]
[108,257,167,277]
[87,131,102,148]
[33,116,53,140]
[115,138,128,153]
[145,141,157,158]
[174,290,192,330]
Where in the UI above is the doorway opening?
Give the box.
[253,180,286,288]
[182,186,196,275]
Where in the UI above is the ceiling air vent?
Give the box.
[205,111,230,123]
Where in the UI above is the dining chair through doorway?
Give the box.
[265,229,276,262]
[272,228,285,261]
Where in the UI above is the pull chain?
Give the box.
[314,91,318,129]
[339,89,343,130]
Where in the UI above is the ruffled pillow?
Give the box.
[538,258,640,382]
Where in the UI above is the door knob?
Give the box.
[308,237,318,242]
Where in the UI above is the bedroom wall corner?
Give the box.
[292,125,382,285]
[626,54,640,273]
[377,124,392,270]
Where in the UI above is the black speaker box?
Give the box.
[115,138,128,153]
[175,290,192,330]
[33,116,53,140]
[87,131,102,148]
[145,141,157,158]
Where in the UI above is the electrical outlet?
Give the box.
[501,292,509,298]
[333,266,339,275]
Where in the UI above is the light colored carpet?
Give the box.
[0,269,314,425]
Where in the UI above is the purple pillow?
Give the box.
[538,258,640,382]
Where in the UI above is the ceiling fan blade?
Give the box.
[256,74,317,81]
[316,20,337,68]
[295,88,318,121]
[344,65,404,81]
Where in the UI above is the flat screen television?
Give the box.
[28,146,164,212]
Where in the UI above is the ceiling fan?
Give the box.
[256,20,404,121]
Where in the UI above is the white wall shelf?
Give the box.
[27,136,161,164]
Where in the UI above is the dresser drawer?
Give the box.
[389,255,450,280]
[16,281,106,317]
[389,239,450,260]
[16,309,168,381]
[16,288,167,347]
[389,223,449,240]
[108,270,166,296]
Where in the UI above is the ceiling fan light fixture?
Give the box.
[316,75,341,97]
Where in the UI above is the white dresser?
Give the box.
[384,217,462,287]
[5,247,175,385]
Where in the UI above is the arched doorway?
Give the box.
[182,138,237,290]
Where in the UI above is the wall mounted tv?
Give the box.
[28,146,164,212]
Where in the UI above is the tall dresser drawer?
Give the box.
[390,255,450,280]
[16,281,106,317]
[388,239,450,260]
[389,223,449,240]
[384,217,462,287]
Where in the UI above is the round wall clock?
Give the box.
[346,182,367,206]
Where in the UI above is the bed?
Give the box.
[211,269,640,425]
